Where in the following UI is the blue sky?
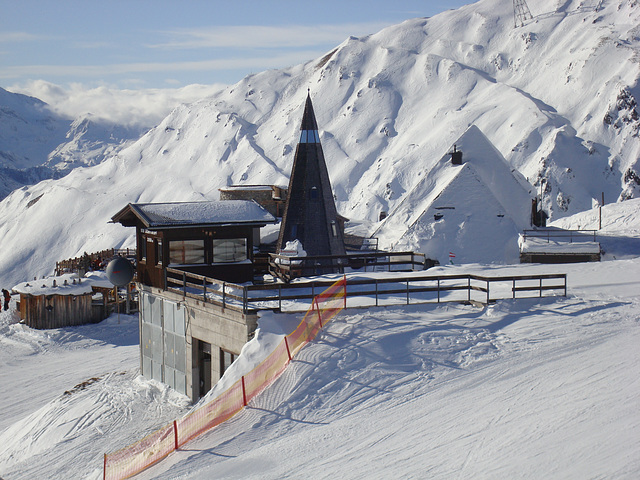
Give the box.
[1,0,470,90]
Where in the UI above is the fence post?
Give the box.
[243,288,248,315]
[284,336,292,361]
[406,280,410,305]
[375,279,379,307]
[315,298,323,328]
[539,278,543,298]
[103,453,107,480]
[222,282,226,309]
[512,278,516,299]
[467,277,471,302]
[437,278,440,303]
[174,420,179,450]
[242,376,247,406]
[203,277,207,303]
[486,279,490,305]
[343,275,347,309]
[564,275,567,297]
[278,284,282,312]
[182,272,187,297]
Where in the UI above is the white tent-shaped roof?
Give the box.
[375,125,534,264]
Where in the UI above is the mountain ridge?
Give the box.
[0,0,638,286]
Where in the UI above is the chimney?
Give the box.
[450,145,463,165]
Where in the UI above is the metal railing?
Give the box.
[522,229,597,243]
[164,267,567,314]
[268,251,428,282]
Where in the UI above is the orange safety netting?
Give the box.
[104,276,346,480]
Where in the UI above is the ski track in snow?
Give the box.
[0,258,639,479]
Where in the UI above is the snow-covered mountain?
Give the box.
[0,0,639,287]
[0,87,144,199]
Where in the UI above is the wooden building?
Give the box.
[12,272,115,330]
[111,200,277,288]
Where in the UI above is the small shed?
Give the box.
[12,272,115,329]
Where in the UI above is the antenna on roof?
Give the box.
[513,0,534,28]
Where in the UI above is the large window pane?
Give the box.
[169,240,205,264]
[212,238,247,263]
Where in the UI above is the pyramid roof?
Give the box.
[276,94,346,256]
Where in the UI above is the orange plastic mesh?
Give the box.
[104,276,346,480]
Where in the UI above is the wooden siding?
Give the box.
[137,224,258,288]
[20,293,102,330]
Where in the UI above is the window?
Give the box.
[310,186,319,201]
[156,240,163,265]
[331,221,338,237]
[140,236,147,261]
[220,349,237,375]
[169,240,205,264]
[212,238,247,263]
[299,129,320,143]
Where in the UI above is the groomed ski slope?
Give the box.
[0,253,638,479]
[137,260,640,480]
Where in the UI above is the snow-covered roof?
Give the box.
[112,200,277,229]
[219,185,281,192]
[12,271,114,296]
[518,236,601,254]
[375,125,535,264]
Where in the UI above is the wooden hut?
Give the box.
[12,272,115,329]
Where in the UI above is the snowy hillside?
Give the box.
[1,237,639,478]
[0,0,639,287]
[0,87,145,199]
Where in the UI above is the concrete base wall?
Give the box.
[138,284,258,402]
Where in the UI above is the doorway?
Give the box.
[197,339,212,399]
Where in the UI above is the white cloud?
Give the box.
[0,32,41,43]
[148,23,390,50]
[7,80,227,128]
[0,50,325,81]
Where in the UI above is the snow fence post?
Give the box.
[242,376,247,406]
[174,420,179,450]
[315,298,323,328]
[284,336,292,361]
[103,453,106,480]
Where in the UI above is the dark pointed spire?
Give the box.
[276,93,346,260]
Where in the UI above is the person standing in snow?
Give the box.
[2,289,10,311]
